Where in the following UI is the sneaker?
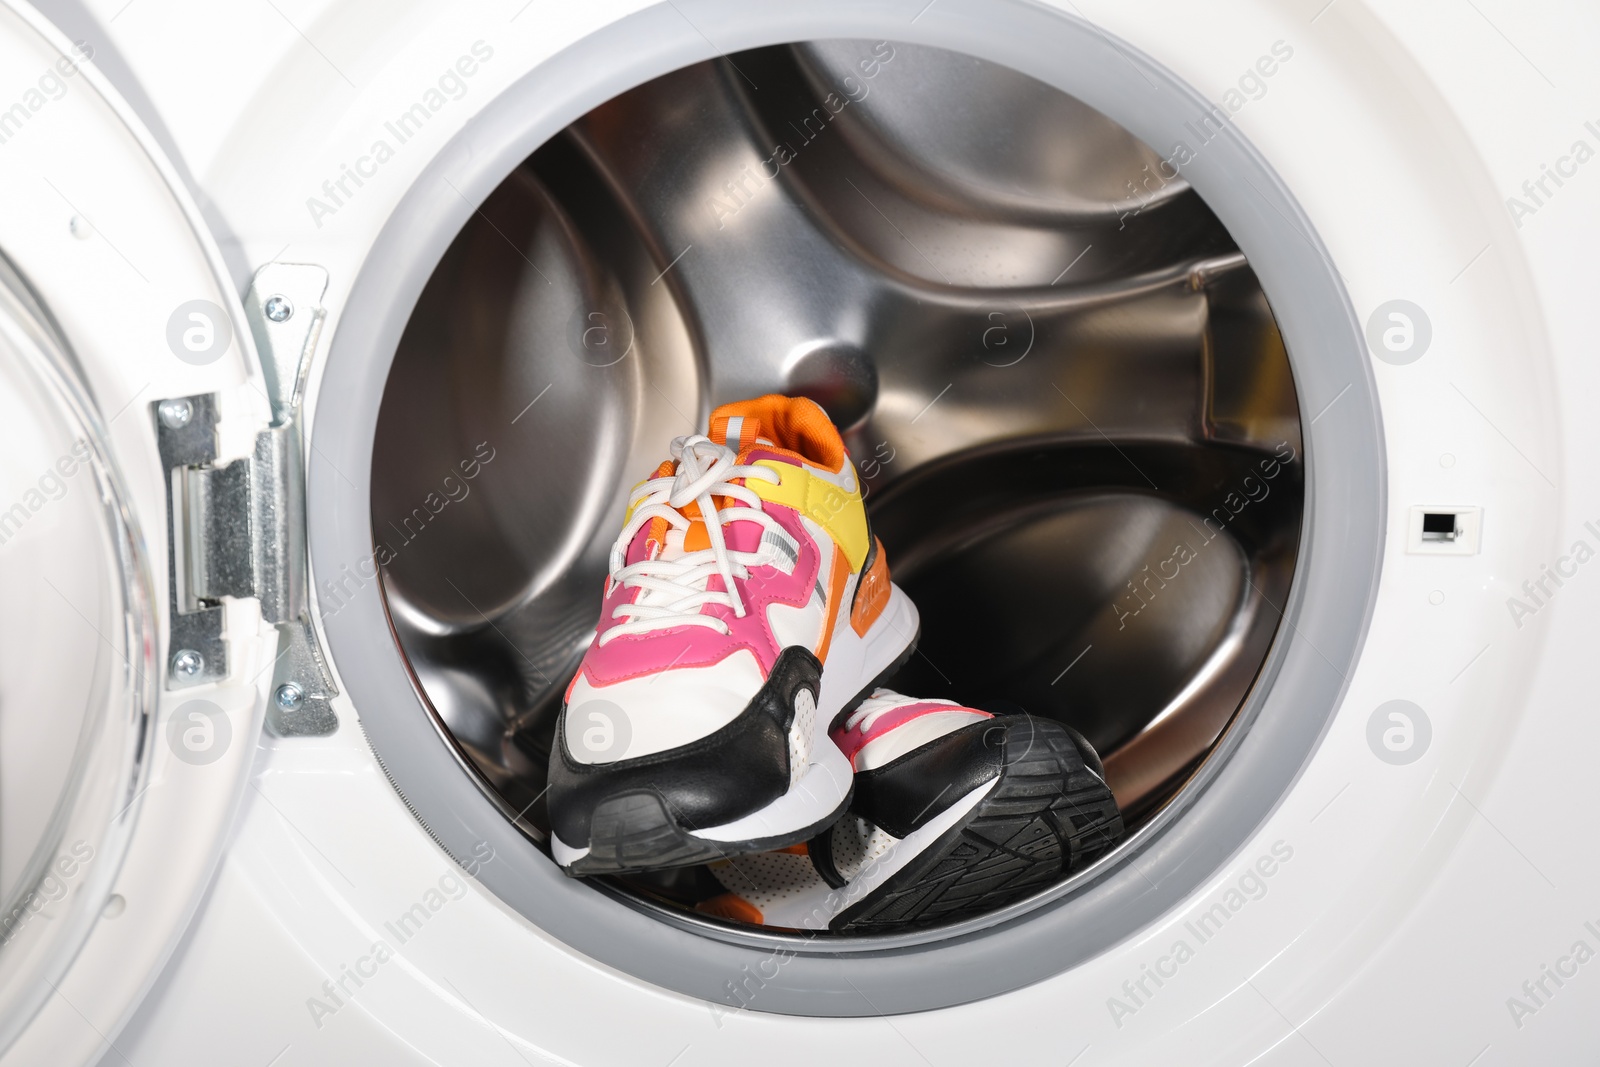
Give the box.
[548,396,920,875]
[695,691,1123,931]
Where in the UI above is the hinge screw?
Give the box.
[274,683,305,711]
[157,398,194,430]
[264,295,294,323]
[172,649,204,677]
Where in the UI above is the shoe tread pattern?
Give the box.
[835,717,1122,931]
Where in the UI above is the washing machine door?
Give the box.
[0,4,298,1062]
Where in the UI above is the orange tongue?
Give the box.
[650,395,848,556]
[706,394,848,474]
[708,412,762,453]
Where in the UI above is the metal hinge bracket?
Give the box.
[152,263,339,736]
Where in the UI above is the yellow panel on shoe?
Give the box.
[750,461,870,570]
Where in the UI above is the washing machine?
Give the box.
[0,0,1595,1062]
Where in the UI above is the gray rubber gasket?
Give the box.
[309,0,1384,1016]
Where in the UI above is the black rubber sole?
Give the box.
[565,787,855,877]
[831,716,1123,932]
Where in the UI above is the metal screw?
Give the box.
[157,398,194,430]
[264,295,293,323]
[172,649,204,677]
[274,683,304,711]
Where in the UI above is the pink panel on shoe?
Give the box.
[580,503,819,685]
[718,514,765,554]
[831,702,993,763]
[623,523,654,567]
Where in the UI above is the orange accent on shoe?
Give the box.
[813,544,852,664]
[850,537,892,637]
[712,414,761,453]
[774,843,809,856]
[645,515,669,556]
[708,394,847,474]
[626,461,678,556]
[696,893,764,924]
[672,502,738,553]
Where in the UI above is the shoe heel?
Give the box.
[819,583,920,732]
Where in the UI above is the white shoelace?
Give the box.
[841,690,956,734]
[599,435,784,645]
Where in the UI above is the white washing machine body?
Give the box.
[0,1,1594,1064]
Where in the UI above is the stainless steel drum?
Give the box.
[370,39,1301,924]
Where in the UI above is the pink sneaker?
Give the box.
[548,395,919,875]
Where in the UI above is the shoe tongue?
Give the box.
[655,523,689,562]
[631,504,763,568]
[708,414,810,479]
[632,513,701,567]
[624,402,819,568]
[709,413,783,458]
[709,394,847,473]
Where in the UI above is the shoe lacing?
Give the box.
[842,690,956,734]
[599,435,784,645]
[843,691,906,734]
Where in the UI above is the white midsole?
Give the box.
[815,580,921,738]
[549,835,588,866]
[694,583,919,844]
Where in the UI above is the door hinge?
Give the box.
[153,263,339,736]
